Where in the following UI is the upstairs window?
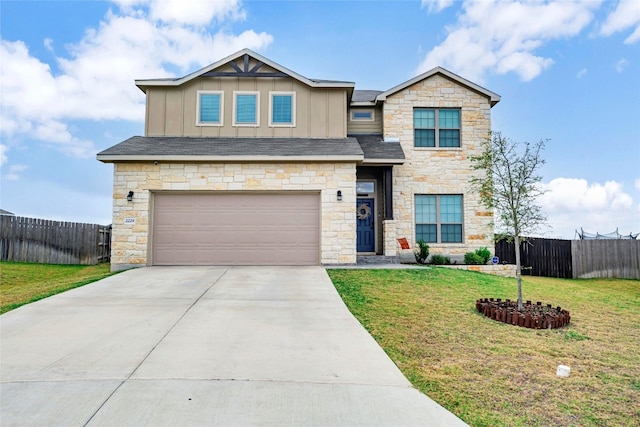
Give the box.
[414,108,460,147]
[269,92,295,126]
[415,194,463,243]
[197,91,223,126]
[233,91,259,126]
[350,109,374,121]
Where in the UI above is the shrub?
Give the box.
[475,247,491,264]
[429,254,451,265]
[414,240,430,264]
[464,252,484,265]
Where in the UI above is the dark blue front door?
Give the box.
[356,198,375,252]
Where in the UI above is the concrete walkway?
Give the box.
[1,267,467,426]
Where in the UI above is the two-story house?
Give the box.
[97,49,500,271]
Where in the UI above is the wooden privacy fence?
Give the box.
[495,237,573,278]
[572,239,640,279]
[0,215,111,265]
[495,237,640,279]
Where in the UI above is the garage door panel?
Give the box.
[152,193,320,265]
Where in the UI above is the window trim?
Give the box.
[268,91,296,127]
[196,90,224,126]
[414,194,464,244]
[233,91,260,127]
[413,108,461,148]
[350,109,375,122]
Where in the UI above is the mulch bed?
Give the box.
[476,298,570,329]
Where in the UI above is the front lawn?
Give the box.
[328,268,640,427]
[0,261,114,314]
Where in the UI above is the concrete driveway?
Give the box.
[1,266,467,426]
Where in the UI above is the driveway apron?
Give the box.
[1,266,467,426]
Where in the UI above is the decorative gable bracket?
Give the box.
[203,54,289,78]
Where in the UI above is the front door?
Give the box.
[356,198,375,252]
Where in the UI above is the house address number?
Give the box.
[124,217,136,225]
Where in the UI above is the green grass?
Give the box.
[328,268,640,427]
[0,261,115,314]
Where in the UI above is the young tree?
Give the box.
[471,132,547,309]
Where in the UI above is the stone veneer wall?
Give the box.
[383,74,494,257]
[110,162,356,270]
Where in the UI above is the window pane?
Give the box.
[356,182,375,194]
[272,95,292,123]
[414,109,435,128]
[440,195,462,223]
[415,129,435,147]
[439,129,460,147]
[439,110,460,128]
[353,111,372,119]
[236,94,256,123]
[416,224,437,243]
[415,195,436,223]
[441,224,462,243]
[200,94,220,123]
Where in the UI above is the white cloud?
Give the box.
[416,0,601,82]
[601,0,640,44]
[615,58,629,73]
[0,0,273,161]
[4,164,28,182]
[0,144,7,166]
[149,0,245,25]
[577,68,587,78]
[539,178,639,238]
[635,178,640,192]
[421,0,454,13]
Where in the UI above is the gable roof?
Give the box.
[135,49,355,93]
[376,67,501,107]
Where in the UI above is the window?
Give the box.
[196,91,223,126]
[415,195,463,243]
[233,91,259,126]
[269,92,295,126]
[356,181,375,195]
[350,109,374,121]
[414,108,460,147]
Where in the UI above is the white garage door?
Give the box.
[152,192,320,265]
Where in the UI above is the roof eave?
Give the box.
[350,101,378,107]
[361,158,405,165]
[97,154,364,163]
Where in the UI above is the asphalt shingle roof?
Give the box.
[352,134,405,162]
[352,90,383,102]
[97,136,364,159]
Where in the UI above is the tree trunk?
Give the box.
[514,234,523,309]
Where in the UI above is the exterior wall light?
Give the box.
[127,191,134,202]
[337,190,342,201]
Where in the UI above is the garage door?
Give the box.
[152,193,320,265]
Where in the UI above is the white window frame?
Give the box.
[350,109,375,122]
[233,91,260,127]
[196,90,224,126]
[268,91,296,127]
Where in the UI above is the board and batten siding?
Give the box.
[145,74,348,138]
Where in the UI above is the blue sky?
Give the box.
[1,0,639,239]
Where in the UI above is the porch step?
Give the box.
[357,255,399,265]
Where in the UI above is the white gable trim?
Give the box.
[135,49,355,92]
[376,66,501,107]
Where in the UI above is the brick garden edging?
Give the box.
[476,298,571,329]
